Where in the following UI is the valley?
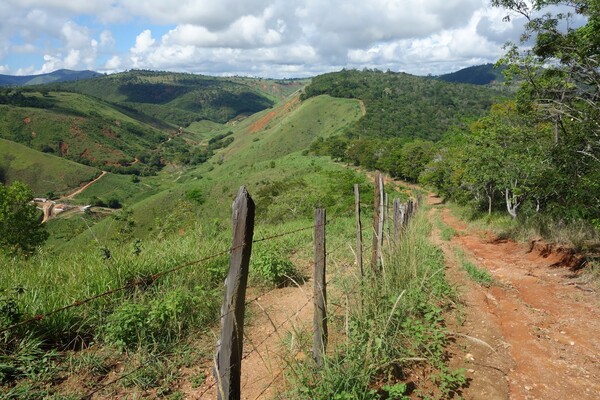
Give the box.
[0,65,598,399]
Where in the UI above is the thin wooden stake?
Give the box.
[371,171,384,271]
[354,184,363,277]
[214,186,255,400]
[313,208,327,367]
[393,198,401,244]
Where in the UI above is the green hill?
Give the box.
[0,90,170,172]
[0,69,102,87]
[0,138,100,196]
[53,70,279,127]
[437,63,506,85]
[303,69,504,141]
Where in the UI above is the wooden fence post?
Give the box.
[393,198,401,244]
[384,193,390,244]
[215,186,255,400]
[354,184,363,277]
[371,172,384,271]
[313,208,327,367]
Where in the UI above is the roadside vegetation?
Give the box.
[1,3,598,394]
[287,209,465,399]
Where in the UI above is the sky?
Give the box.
[0,0,531,78]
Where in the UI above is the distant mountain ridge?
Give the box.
[0,69,102,86]
[437,63,506,85]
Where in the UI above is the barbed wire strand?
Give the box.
[7,211,377,398]
[0,222,331,335]
[77,221,337,398]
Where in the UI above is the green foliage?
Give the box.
[0,181,48,254]
[250,245,300,287]
[437,63,506,85]
[185,188,205,205]
[303,69,503,141]
[103,287,218,349]
[487,0,600,224]
[0,139,100,196]
[289,212,464,399]
[462,262,495,287]
[53,70,275,126]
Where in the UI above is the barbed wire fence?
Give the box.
[1,174,419,399]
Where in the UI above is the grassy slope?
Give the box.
[53,94,365,249]
[0,138,100,196]
[0,91,168,167]
[55,71,277,127]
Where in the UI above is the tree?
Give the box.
[0,182,48,254]
[493,0,600,158]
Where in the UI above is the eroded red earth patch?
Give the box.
[431,195,600,400]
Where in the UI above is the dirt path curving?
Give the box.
[429,194,600,400]
[62,170,107,200]
[358,99,366,116]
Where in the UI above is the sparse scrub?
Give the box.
[435,215,457,241]
[462,261,495,287]
[287,209,464,399]
[453,247,495,287]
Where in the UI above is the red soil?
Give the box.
[430,194,600,400]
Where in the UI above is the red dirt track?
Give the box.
[429,194,600,400]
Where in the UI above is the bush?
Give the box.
[103,287,219,349]
[250,245,300,287]
[107,198,122,209]
[185,189,205,205]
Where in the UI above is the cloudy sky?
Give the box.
[0,0,529,78]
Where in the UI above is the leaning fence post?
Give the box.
[313,208,327,367]
[371,171,384,271]
[354,184,363,277]
[215,186,255,400]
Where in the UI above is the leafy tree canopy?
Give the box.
[0,181,48,255]
[494,0,600,159]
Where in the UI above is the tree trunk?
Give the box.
[505,188,519,219]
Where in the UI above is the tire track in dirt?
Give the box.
[430,194,600,400]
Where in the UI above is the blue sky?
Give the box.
[0,0,531,78]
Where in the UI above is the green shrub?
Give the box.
[463,261,495,287]
[103,287,219,349]
[250,245,300,287]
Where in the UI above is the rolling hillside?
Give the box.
[0,69,102,87]
[0,138,100,196]
[437,63,506,85]
[52,70,282,127]
[303,69,504,141]
[0,90,170,171]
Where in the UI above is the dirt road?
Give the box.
[429,194,600,400]
[62,170,107,200]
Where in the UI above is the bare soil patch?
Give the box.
[429,194,600,400]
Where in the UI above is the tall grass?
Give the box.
[287,209,464,399]
[0,214,325,397]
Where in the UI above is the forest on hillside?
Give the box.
[303,68,504,141]
[306,0,600,230]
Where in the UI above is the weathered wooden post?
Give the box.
[313,208,327,366]
[393,198,401,244]
[215,186,255,400]
[354,184,363,277]
[371,172,384,271]
[402,200,410,227]
[384,193,390,245]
